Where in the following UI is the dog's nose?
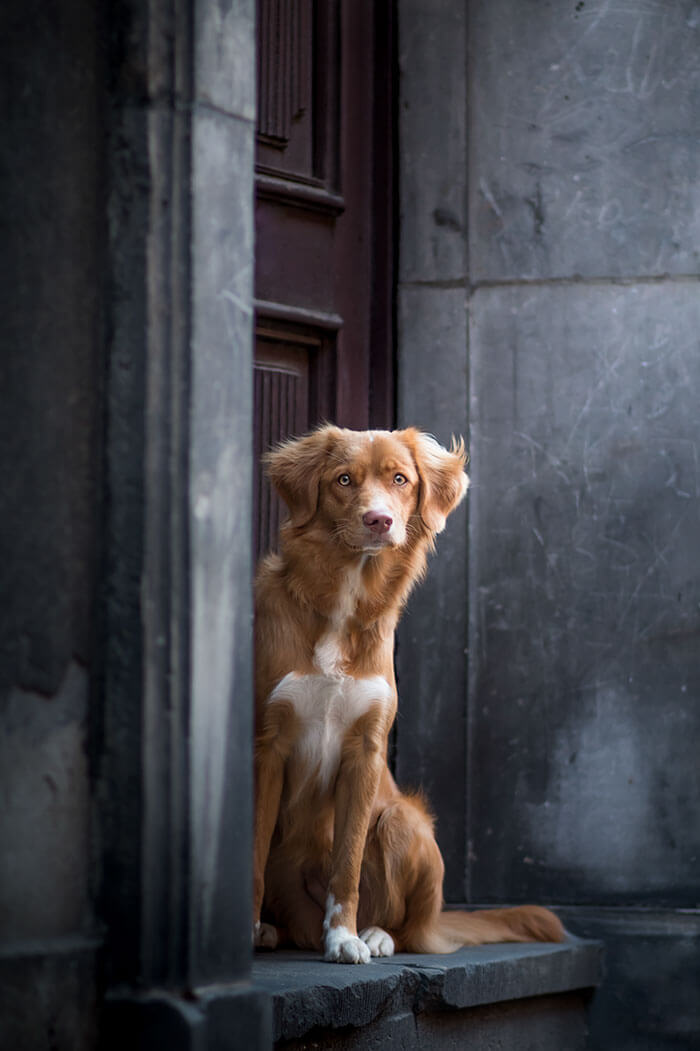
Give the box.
[363,510,393,534]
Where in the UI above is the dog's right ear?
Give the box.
[264,426,340,527]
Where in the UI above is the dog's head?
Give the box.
[265,426,469,552]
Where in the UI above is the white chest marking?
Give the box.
[268,672,392,792]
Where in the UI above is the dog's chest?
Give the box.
[270,672,392,793]
[269,563,390,792]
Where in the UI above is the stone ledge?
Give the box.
[251,936,603,1044]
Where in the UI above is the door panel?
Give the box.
[254,0,393,555]
[256,0,337,187]
[253,316,337,560]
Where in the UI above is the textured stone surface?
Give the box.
[415,993,589,1051]
[189,104,255,982]
[470,0,700,280]
[252,939,602,1044]
[0,0,100,697]
[0,942,98,1051]
[0,666,90,939]
[0,5,100,1049]
[398,0,467,283]
[204,985,272,1051]
[195,0,256,119]
[396,284,469,902]
[278,995,590,1051]
[468,280,700,904]
[397,1,700,1047]
[560,908,700,1051]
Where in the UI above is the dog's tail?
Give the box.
[408,905,565,954]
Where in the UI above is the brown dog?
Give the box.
[253,425,563,963]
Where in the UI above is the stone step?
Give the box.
[252,937,603,1049]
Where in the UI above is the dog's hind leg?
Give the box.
[262,868,325,951]
[359,792,445,954]
[253,700,299,936]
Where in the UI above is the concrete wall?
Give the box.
[396,0,470,903]
[398,1,700,1047]
[98,0,261,1010]
[4,1,698,1046]
[0,1,102,1046]
[1,0,264,1046]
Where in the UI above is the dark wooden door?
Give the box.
[254,0,394,558]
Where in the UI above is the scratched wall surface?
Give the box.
[468,282,700,903]
[0,1,100,1045]
[464,4,700,1041]
[470,0,700,281]
[396,0,469,902]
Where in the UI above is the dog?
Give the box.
[253,425,563,963]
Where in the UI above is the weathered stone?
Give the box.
[469,280,700,903]
[195,0,256,120]
[0,665,90,939]
[396,284,469,901]
[470,0,700,280]
[188,104,255,983]
[0,943,98,1051]
[252,940,602,1045]
[560,907,700,1051]
[398,0,467,284]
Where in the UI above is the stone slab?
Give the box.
[469,0,700,280]
[468,280,700,903]
[398,0,467,284]
[252,938,602,1043]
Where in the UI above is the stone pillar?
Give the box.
[0,1,103,1046]
[98,0,270,1044]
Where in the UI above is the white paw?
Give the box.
[359,926,395,957]
[253,920,279,949]
[324,926,372,964]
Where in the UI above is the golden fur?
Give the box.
[253,425,563,962]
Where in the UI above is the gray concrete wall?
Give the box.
[467,0,700,908]
[0,1,102,1046]
[98,0,259,999]
[1,0,262,1046]
[397,0,700,1047]
[396,0,470,903]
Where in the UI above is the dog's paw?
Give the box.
[359,926,395,957]
[253,920,279,950]
[324,927,372,964]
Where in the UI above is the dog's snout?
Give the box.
[363,510,393,534]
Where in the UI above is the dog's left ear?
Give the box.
[265,426,340,527]
[406,430,469,534]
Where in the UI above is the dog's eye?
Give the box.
[393,473,407,485]
[338,473,351,486]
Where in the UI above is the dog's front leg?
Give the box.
[253,699,298,949]
[323,705,389,964]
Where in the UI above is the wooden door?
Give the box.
[253,0,394,559]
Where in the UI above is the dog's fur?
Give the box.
[253,425,563,963]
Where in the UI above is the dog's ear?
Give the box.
[406,430,469,534]
[265,426,340,527]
